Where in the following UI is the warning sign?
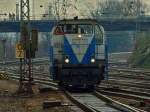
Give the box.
[15,43,24,59]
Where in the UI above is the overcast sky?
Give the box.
[0,0,97,19]
[0,0,149,19]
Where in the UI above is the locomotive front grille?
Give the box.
[61,64,103,86]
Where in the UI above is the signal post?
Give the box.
[16,0,38,95]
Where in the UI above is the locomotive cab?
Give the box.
[50,19,106,88]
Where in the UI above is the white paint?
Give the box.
[66,34,93,62]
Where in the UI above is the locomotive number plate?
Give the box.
[72,39,88,44]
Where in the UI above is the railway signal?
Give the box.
[15,43,24,59]
[31,29,38,51]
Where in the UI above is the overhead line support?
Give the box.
[17,0,33,95]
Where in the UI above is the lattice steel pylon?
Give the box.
[18,0,33,95]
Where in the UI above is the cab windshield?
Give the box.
[54,24,93,34]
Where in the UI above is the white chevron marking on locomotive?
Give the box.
[66,34,93,62]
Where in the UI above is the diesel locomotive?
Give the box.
[49,19,108,88]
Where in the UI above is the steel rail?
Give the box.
[109,68,150,74]
[64,91,122,112]
[98,86,150,97]
[109,72,150,81]
[108,79,150,86]
[0,58,49,66]
[94,91,146,112]
[96,87,150,101]
[6,72,58,90]
[103,79,150,90]
[64,91,97,112]
[64,90,146,112]
[1,69,148,112]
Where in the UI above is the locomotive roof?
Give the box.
[58,19,99,25]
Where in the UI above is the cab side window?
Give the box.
[95,25,103,44]
[54,26,64,35]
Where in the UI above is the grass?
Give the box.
[129,31,150,68]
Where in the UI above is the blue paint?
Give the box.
[64,37,78,64]
[49,33,55,80]
[82,37,96,64]
[50,46,54,80]
[104,35,109,80]
[0,19,149,32]
[46,33,52,79]
[0,20,56,32]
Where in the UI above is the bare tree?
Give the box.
[52,0,78,20]
[122,0,149,16]
[88,0,149,19]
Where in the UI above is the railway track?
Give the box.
[108,67,150,92]
[109,72,150,81]
[6,73,58,90]
[1,63,150,112]
[0,57,49,66]
[109,67,150,76]
[96,86,150,101]
[64,90,146,112]
[103,79,150,90]
[96,87,150,112]
[101,81,150,94]
[0,69,147,112]
[110,68,150,74]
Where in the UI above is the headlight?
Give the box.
[91,58,95,63]
[65,58,70,63]
[78,34,82,38]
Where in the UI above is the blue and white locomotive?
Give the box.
[49,19,108,88]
